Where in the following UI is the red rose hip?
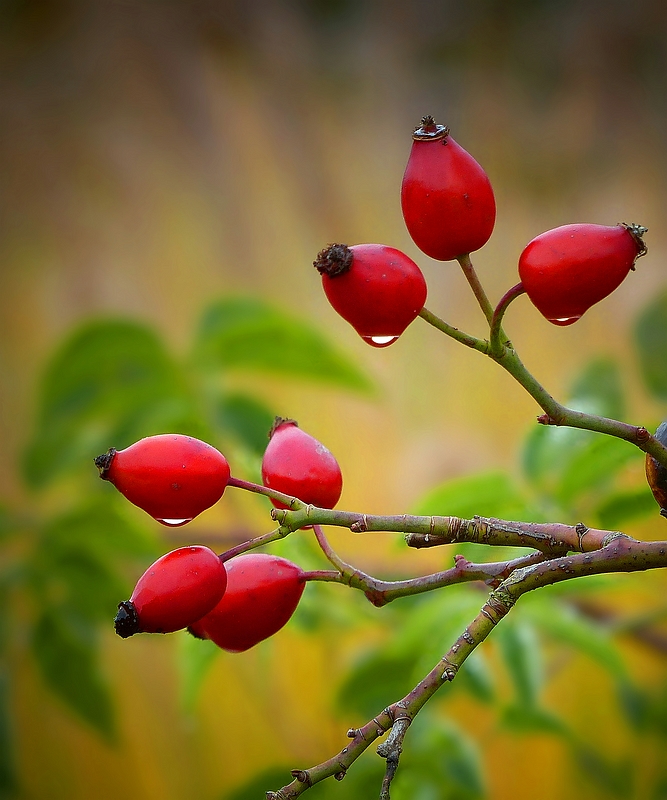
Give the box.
[518,222,648,325]
[314,242,427,347]
[401,115,496,262]
[189,553,306,652]
[115,545,228,637]
[95,434,231,526]
[261,417,342,510]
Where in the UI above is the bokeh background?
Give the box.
[3,1,667,798]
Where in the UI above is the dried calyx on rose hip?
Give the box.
[95,433,231,526]
[314,242,427,348]
[115,545,228,638]
[261,417,343,510]
[188,553,306,652]
[646,422,667,517]
[401,115,496,262]
[518,222,648,326]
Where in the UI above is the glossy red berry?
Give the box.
[189,553,306,652]
[95,434,231,526]
[115,545,228,638]
[518,223,648,325]
[314,243,427,348]
[261,418,342,509]
[401,115,496,262]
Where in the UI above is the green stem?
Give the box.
[273,509,619,553]
[458,253,496,325]
[227,476,307,510]
[489,282,525,357]
[418,307,489,353]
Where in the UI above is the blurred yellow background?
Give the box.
[2,1,667,798]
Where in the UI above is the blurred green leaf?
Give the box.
[595,486,657,528]
[193,297,373,392]
[568,357,625,421]
[635,290,667,402]
[494,619,542,707]
[178,633,220,713]
[573,742,634,798]
[394,716,486,800]
[31,611,115,739]
[28,498,158,625]
[0,670,17,798]
[336,648,414,720]
[455,650,495,704]
[216,392,275,456]
[500,703,567,735]
[521,597,627,679]
[22,319,195,488]
[556,435,641,506]
[413,470,535,522]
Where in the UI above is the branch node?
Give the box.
[290,770,311,786]
[636,426,650,442]
[346,728,357,739]
[350,515,368,533]
[537,413,557,426]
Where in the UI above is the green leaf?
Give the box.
[31,611,115,739]
[394,715,485,800]
[29,499,158,625]
[556,434,641,506]
[0,670,18,798]
[568,357,625,421]
[521,597,627,679]
[193,297,373,392]
[178,634,220,712]
[595,486,657,528]
[456,650,495,704]
[494,619,542,707]
[573,743,634,798]
[216,392,275,456]
[500,703,568,735]
[336,648,414,720]
[634,290,667,402]
[22,319,193,488]
[412,470,535,522]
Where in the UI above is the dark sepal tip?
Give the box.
[114,600,140,638]
[94,447,117,478]
[313,243,353,278]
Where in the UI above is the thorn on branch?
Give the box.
[537,413,558,425]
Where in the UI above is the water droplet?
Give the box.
[363,335,399,348]
[156,517,193,527]
[550,316,580,326]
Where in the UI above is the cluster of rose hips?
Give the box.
[99,114,653,656]
[316,114,646,344]
[96,420,343,650]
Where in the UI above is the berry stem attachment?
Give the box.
[219,527,287,563]
[227,475,308,510]
[489,282,526,357]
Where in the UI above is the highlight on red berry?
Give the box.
[95,433,231,526]
[261,417,343,510]
[314,242,427,348]
[518,222,648,326]
[188,553,306,652]
[401,115,496,262]
[115,545,228,638]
